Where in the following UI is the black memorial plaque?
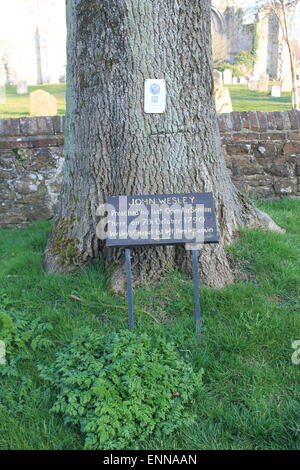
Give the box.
[106,192,219,247]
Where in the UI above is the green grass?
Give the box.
[0,198,299,450]
[228,84,293,112]
[0,84,66,118]
[0,83,294,118]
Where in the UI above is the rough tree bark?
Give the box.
[44,0,282,289]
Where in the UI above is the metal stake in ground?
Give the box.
[125,248,134,329]
[191,249,201,342]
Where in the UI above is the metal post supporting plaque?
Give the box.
[106,193,219,340]
[125,248,135,329]
[191,249,201,342]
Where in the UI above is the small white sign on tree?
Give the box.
[144,79,166,114]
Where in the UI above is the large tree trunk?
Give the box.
[44,0,282,289]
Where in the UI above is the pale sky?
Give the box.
[0,0,66,41]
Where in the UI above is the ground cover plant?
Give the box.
[39,330,203,449]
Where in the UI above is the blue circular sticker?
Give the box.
[150,83,161,95]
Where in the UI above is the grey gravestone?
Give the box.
[0,61,5,104]
[248,78,258,91]
[213,70,223,90]
[0,85,5,104]
[257,74,269,93]
[17,80,28,94]
[223,69,232,85]
[281,74,292,92]
[271,85,281,98]
[239,77,248,85]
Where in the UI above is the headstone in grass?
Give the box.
[30,89,57,116]
[223,69,232,85]
[0,61,5,104]
[214,87,232,113]
[271,85,281,98]
[213,70,223,89]
[257,74,269,93]
[281,74,292,92]
[239,77,248,85]
[248,77,258,91]
[0,85,5,104]
[213,70,232,113]
[17,80,28,94]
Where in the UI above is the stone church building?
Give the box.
[212,0,298,81]
[212,0,254,64]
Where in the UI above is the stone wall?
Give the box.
[0,116,64,228]
[0,111,300,228]
[219,110,300,198]
[212,1,254,63]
